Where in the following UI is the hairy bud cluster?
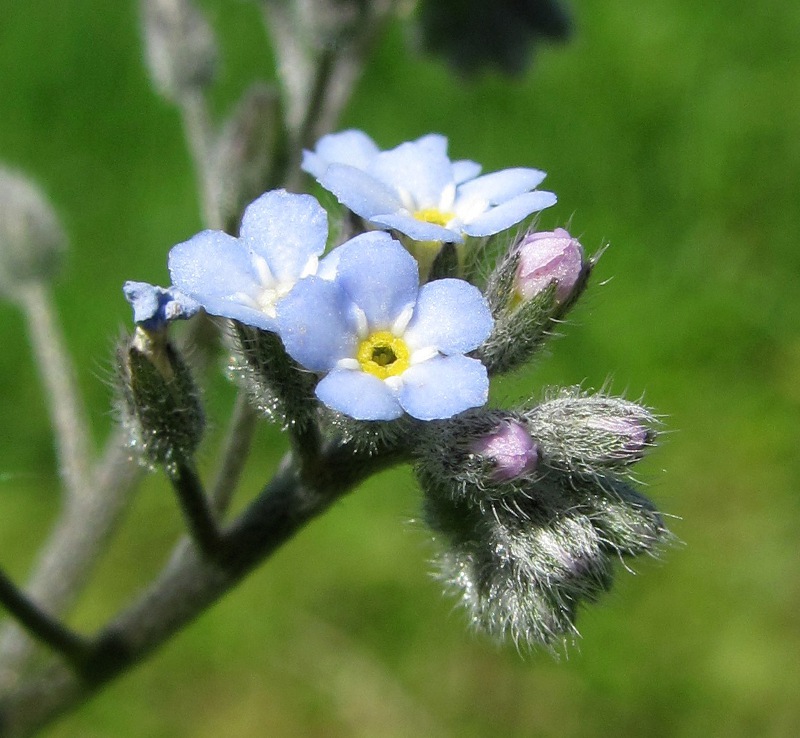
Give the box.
[477,228,591,376]
[142,0,217,101]
[0,168,66,299]
[416,403,669,648]
[117,327,204,466]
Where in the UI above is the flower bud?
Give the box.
[477,229,591,376]
[425,489,613,649]
[141,0,217,101]
[415,410,539,505]
[0,167,66,299]
[514,228,584,306]
[579,477,671,557]
[524,388,657,475]
[470,420,539,482]
[227,323,317,430]
[117,327,204,466]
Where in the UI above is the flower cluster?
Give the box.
[125,131,562,423]
[122,129,669,647]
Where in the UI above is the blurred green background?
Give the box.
[1,0,799,736]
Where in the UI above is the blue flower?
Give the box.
[123,281,200,331]
[167,189,329,332]
[302,131,557,244]
[275,232,493,421]
[301,129,381,179]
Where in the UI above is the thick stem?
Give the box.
[0,443,408,737]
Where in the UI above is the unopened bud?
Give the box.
[477,229,592,376]
[470,419,539,482]
[425,489,612,649]
[514,228,584,306]
[524,388,657,474]
[0,168,66,298]
[580,477,671,557]
[415,410,539,505]
[228,323,317,429]
[142,0,217,101]
[117,327,204,466]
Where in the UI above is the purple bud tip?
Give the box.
[514,228,584,305]
[471,420,539,481]
[586,417,650,454]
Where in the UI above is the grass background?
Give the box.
[1,0,799,735]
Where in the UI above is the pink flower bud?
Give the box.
[471,420,539,481]
[585,416,651,457]
[514,228,584,305]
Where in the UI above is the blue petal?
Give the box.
[413,133,449,157]
[275,276,358,371]
[457,167,547,204]
[334,233,419,329]
[370,141,454,208]
[462,190,557,237]
[239,190,328,282]
[123,281,200,329]
[399,355,489,420]
[319,164,402,219]
[201,298,278,332]
[452,159,482,184]
[315,369,403,420]
[370,212,462,243]
[404,279,493,354]
[301,129,380,178]
[168,230,261,302]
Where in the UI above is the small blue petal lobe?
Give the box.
[399,355,489,420]
[316,370,403,420]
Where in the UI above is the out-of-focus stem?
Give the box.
[210,392,259,514]
[0,428,142,690]
[0,441,409,737]
[178,90,223,231]
[17,283,91,504]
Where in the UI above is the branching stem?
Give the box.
[0,572,91,673]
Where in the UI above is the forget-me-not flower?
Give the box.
[167,189,328,332]
[123,281,200,331]
[275,232,493,421]
[302,130,557,244]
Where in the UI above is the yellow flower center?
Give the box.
[414,208,454,227]
[357,331,410,380]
